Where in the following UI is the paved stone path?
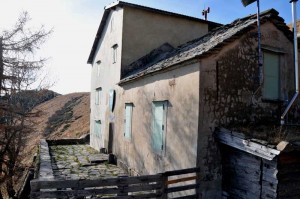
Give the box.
[49,145,127,180]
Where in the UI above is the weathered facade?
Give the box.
[87,1,219,153]
[117,9,297,198]
[88,3,299,198]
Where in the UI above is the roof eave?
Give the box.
[118,57,200,86]
[87,9,110,64]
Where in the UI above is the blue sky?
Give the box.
[121,0,297,24]
[0,0,298,94]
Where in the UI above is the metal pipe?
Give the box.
[257,0,263,85]
[281,0,299,125]
[0,37,3,96]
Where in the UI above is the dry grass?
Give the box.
[15,92,90,192]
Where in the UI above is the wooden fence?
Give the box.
[30,167,199,199]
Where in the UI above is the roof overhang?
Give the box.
[215,127,300,160]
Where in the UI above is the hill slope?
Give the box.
[33,92,90,139]
[21,92,90,166]
[17,92,90,193]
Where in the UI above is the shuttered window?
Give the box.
[124,103,133,139]
[263,52,280,100]
[152,101,167,154]
[95,87,102,105]
[112,44,118,64]
[95,120,101,138]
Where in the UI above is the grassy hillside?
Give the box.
[20,92,90,165]
[16,92,90,193]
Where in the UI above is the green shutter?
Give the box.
[263,52,280,100]
[95,120,101,137]
[124,104,132,139]
[152,101,167,153]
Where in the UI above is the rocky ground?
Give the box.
[50,145,126,180]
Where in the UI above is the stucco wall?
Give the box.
[114,62,200,175]
[90,6,212,152]
[121,6,209,76]
[90,7,124,151]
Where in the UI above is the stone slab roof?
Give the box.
[122,43,174,78]
[119,9,292,85]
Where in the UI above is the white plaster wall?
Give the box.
[90,7,124,151]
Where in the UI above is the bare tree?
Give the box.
[0,11,52,198]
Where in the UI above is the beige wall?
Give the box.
[121,6,209,74]
[90,7,124,151]
[114,62,200,175]
[90,5,212,152]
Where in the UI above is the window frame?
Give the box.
[94,120,102,138]
[110,17,114,32]
[124,103,133,140]
[151,100,168,155]
[95,87,102,105]
[112,44,118,64]
[262,49,282,101]
[96,61,101,76]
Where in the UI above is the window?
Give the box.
[263,51,280,100]
[94,120,101,138]
[152,101,167,154]
[96,60,101,76]
[112,44,118,64]
[111,17,114,32]
[97,64,101,76]
[95,87,102,105]
[124,103,133,139]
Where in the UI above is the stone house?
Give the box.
[87,1,219,162]
[88,2,299,198]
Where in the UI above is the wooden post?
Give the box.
[117,175,128,196]
[161,174,168,199]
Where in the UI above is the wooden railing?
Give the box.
[30,167,200,199]
[163,167,199,198]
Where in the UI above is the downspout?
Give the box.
[257,0,263,85]
[281,0,299,125]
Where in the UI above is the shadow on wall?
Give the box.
[120,72,202,175]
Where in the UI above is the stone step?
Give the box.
[88,154,109,163]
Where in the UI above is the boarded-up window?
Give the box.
[263,52,280,100]
[111,17,114,32]
[94,120,101,138]
[112,44,118,64]
[124,103,133,139]
[152,101,167,154]
[95,87,102,105]
[97,62,101,76]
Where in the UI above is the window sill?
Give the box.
[261,98,284,103]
